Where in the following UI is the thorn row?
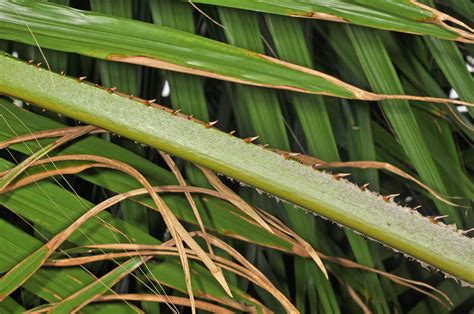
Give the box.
[24,64,450,221]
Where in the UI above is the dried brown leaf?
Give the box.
[196,165,273,233]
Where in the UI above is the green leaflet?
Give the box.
[0,219,137,313]
[0,0,470,107]
[0,296,25,313]
[0,248,49,301]
[0,0,352,98]
[191,0,472,41]
[49,257,146,313]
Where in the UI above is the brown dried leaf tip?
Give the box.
[172,109,182,115]
[27,59,34,64]
[244,136,259,143]
[35,62,42,68]
[383,193,400,203]
[359,183,370,191]
[107,86,117,93]
[187,115,193,120]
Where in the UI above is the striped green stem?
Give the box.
[0,54,472,284]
